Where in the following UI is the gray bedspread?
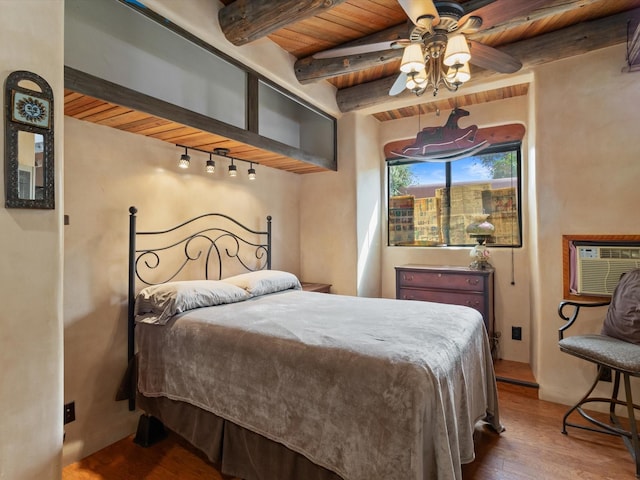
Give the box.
[136,290,501,480]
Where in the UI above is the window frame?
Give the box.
[387,141,523,248]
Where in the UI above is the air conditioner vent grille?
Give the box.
[576,245,640,296]
[599,247,640,259]
[578,259,640,295]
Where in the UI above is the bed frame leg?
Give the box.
[133,414,167,447]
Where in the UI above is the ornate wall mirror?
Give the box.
[4,70,54,209]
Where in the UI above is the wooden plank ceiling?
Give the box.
[373,83,529,121]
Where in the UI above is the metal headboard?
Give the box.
[126,206,272,410]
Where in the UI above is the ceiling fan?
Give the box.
[313,0,550,97]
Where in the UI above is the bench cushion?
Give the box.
[559,334,640,375]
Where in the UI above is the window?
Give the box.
[388,142,522,247]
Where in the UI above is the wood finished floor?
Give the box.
[493,359,538,386]
[63,374,638,480]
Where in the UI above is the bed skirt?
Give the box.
[137,394,344,480]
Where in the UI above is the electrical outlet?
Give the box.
[64,402,75,425]
[511,326,522,341]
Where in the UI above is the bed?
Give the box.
[125,206,502,480]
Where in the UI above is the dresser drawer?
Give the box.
[398,288,486,313]
[395,265,494,338]
[397,269,485,292]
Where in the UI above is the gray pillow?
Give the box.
[601,268,640,345]
[222,270,301,296]
[135,280,250,325]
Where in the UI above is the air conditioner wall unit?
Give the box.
[576,245,640,296]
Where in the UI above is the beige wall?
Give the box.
[355,113,383,297]
[379,96,532,363]
[62,116,301,464]
[299,114,358,295]
[298,112,380,298]
[0,1,64,479]
[531,44,640,404]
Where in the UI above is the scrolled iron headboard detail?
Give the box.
[126,206,272,410]
[133,223,271,286]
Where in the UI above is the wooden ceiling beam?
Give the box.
[337,8,639,112]
[219,0,349,46]
[468,0,603,42]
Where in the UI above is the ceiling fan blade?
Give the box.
[312,40,406,59]
[459,0,553,32]
[397,0,439,28]
[389,72,408,96]
[468,40,521,74]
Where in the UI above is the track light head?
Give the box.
[206,154,215,174]
[178,147,190,169]
[228,159,237,177]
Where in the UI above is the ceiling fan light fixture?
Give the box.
[443,34,471,67]
[400,43,425,73]
[447,62,471,85]
[406,70,428,91]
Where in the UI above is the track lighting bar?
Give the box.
[175,144,258,179]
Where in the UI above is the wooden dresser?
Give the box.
[395,265,494,337]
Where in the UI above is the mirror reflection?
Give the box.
[5,70,54,209]
[17,131,44,200]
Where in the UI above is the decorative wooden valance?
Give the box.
[384,122,526,160]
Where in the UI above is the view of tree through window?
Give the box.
[388,143,522,247]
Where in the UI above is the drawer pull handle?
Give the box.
[466,278,479,285]
[404,274,414,281]
[403,295,414,300]
[466,300,481,307]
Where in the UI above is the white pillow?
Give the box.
[135,280,250,325]
[222,270,301,296]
